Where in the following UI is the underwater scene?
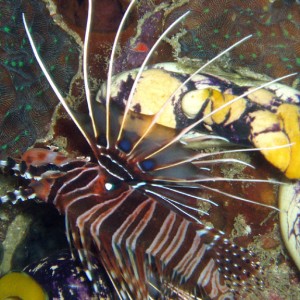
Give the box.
[0,0,300,299]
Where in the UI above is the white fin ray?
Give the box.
[106,0,138,148]
[151,176,283,186]
[145,188,204,223]
[199,184,280,212]
[83,0,97,138]
[181,133,229,145]
[163,197,210,216]
[22,14,99,157]
[117,11,191,142]
[149,183,218,207]
[128,35,253,155]
[147,180,279,212]
[144,72,297,160]
[193,158,255,169]
[150,143,293,171]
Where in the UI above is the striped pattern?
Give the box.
[12,0,270,298]
[13,150,259,299]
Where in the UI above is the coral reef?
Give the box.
[0,0,80,159]
[167,0,300,87]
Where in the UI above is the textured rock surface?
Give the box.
[0,0,80,159]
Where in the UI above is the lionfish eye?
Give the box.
[105,182,114,191]
[104,176,123,191]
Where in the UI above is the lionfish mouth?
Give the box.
[0,0,299,299]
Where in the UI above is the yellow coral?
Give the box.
[0,272,48,300]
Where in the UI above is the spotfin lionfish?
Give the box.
[0,0,298,299]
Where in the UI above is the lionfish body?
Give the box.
[3,0,297,299]
[2,111,262,299]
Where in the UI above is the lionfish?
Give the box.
[0,0,296,299]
